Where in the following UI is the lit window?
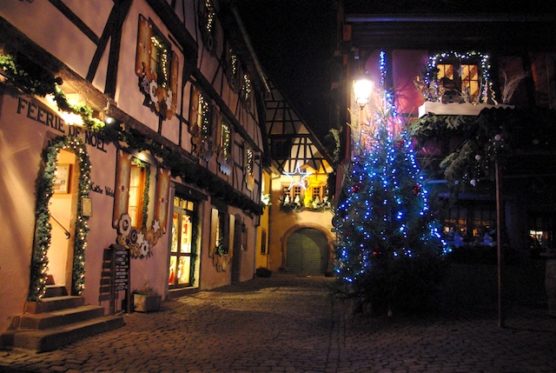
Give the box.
[149,35,171,88]
[312,186,322,200]
[437,64,454,80]
[220,121,232,160]
[436,61,480,102]
[461,64,480,102]
[128,160,148,228]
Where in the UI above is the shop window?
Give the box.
[168,197,197,288]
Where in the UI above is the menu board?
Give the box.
[113,246,129,291]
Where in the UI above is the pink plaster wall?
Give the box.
[392,50,428,116]
[0,1,106,80]
[0,91,119,329]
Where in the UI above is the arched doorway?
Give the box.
[28,137,91,301]
[286,228,328,275]
[47,149,79,293]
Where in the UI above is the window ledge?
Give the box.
[418,101,514,118]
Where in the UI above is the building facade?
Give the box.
[0,0,267,343]
[333,4,556,255]
[260,79,335,275]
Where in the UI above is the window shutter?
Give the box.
[113,151,132,227]
[190,86,200,127]
[167,51,180,119]
[227,214,235,255]
[135,15,152,78]
[210,208,219,256]
[154,168,171,233]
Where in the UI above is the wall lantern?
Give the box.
[353,78,373,108]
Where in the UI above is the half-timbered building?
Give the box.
[333,2,556,256]
[260,79,335,275]
[0,0,267,350]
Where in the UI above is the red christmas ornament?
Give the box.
[351,183,361,193]
[412,184,421,195]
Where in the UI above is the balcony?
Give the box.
[418,101,513,118]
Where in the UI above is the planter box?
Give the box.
[133,293,161,313]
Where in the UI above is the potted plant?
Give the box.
[133,283,161,313]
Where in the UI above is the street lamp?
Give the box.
[353,78,373,108]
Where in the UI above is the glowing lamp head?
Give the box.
[353,78,373,108]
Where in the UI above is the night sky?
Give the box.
[236,0,555,142]
[237,0,337,141]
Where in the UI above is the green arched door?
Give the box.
[286,228,328,274]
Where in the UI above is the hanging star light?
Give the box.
[284,165,312,190]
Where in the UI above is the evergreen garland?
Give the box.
[29,136,91,301]
[410,107,556,187]
[0,53,105,131]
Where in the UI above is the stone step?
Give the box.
[25,296,85,314]
[19,305,105,330]
[43,285,68,298]
[8,315,124,352]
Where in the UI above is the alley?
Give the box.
[1,273,556,373]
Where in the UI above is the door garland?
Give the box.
[29,136,91,301]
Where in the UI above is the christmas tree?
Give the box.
[334,103,449,315]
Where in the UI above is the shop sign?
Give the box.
[15,96,108,153]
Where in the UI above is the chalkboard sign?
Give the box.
[113,245,129,291]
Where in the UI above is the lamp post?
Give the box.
[352,78,374,153]
[353,78,373,109]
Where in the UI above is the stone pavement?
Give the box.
[1,273,555,372]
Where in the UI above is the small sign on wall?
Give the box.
[82,197,92,217]
[53,164,71,193]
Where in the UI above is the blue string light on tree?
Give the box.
[333,50,449,314]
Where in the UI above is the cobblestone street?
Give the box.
[1,273,555,372]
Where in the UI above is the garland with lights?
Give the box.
[334,51,448,315]
[416,51,496,104]
[0,53,105,130]
[121,128,263,215]
[410,107,556,187]
[240,73,252,104]
[29,136,91,301]
[199,0,216,51]
[131,158,151,228]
